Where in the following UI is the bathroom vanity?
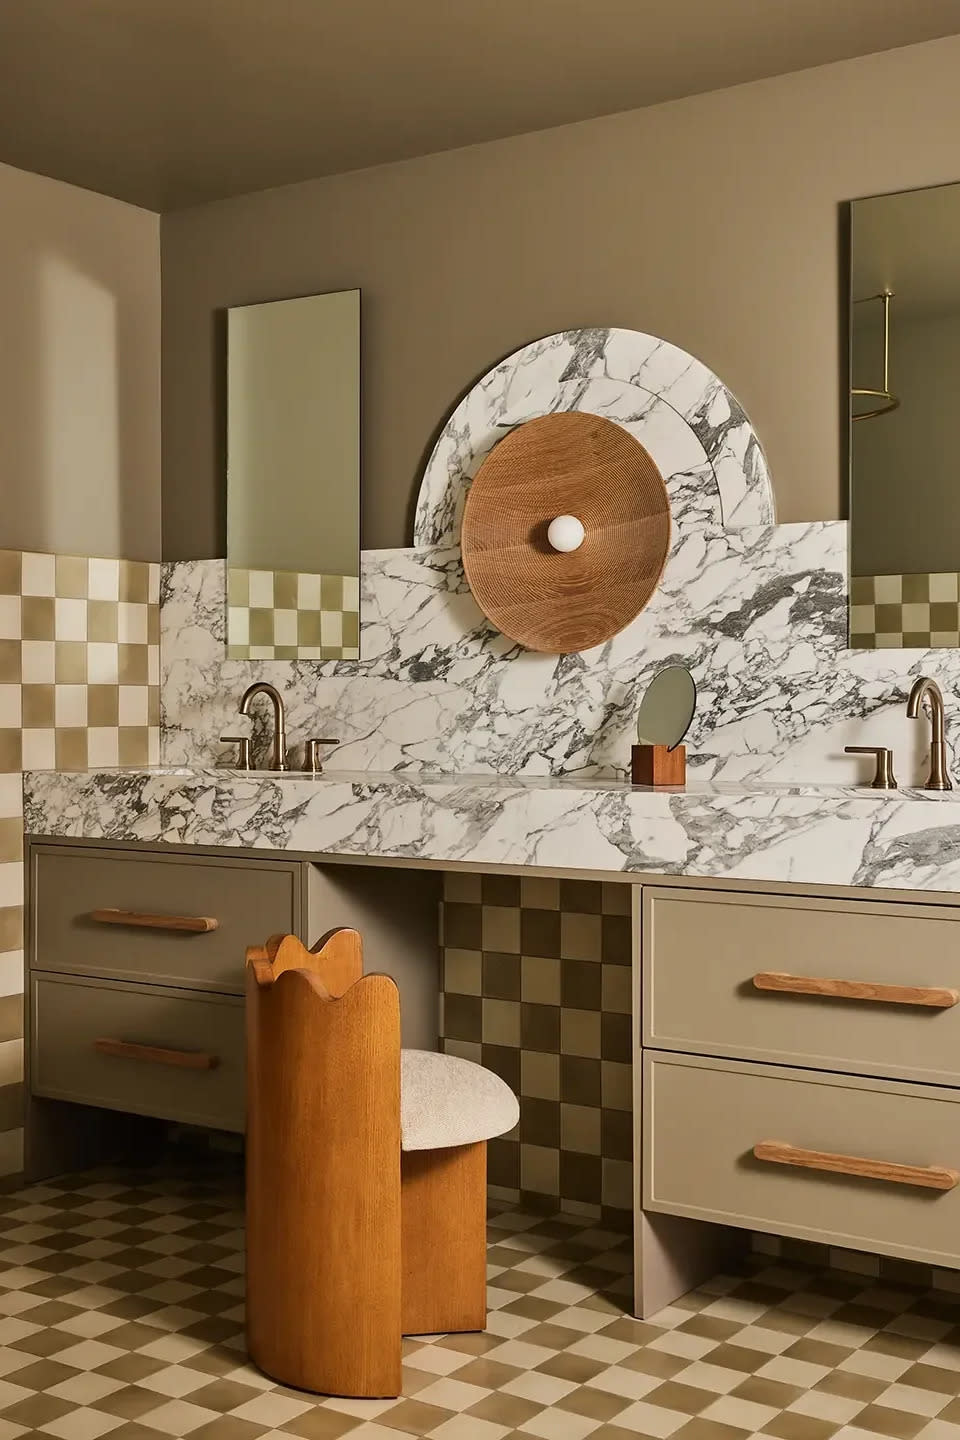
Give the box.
[24,836,439,1146]
[22,763,960,1316]
[642,885,960,1269]
[17,297,960,1319]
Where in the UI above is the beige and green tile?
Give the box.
[54,555,88,599]
[227,565,361,660]
[441,875,633,1217]
[850,572,960,648]
[0,551,21,596]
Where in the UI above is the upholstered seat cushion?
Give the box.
[400,1050,519,1152]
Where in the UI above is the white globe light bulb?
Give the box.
[546,515,585,553]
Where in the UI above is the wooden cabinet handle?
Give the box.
[753,1140,959,1191]
[89,908,219,934]
[753,971,958,1009]
[94,1038,220,1070]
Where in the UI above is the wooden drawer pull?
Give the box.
[753,971,958,1009]
[754,1140,959,1191]
[94,1038,220,1070]
[89,908,219,934]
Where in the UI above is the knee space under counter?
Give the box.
[305,861,442,1052]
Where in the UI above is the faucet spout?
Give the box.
[239,683,287,771]
[906,676,952,790]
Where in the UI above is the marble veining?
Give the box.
[413,328,776,548]
[29,327,960,894]
[161,521,960,789]
[164,326,923,787]
[22,765,960,893]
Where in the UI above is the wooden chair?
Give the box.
[245,929,519,1398]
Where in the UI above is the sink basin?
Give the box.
[96,765,199,777]
[31,765,960,803]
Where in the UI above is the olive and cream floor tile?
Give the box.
[0,1165,957,1438]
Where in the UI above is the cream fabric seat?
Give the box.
[400,1049,519,1152]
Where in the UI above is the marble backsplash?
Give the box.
[160,326,958,786]
[414,327,775,546]
[161,520,959,787]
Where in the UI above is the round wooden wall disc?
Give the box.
[461,412,671,654]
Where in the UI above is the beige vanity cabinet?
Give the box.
[640,882,960,1274]
[26,844,302,1144]
[28,839,960,1296]
[24,839,441,1177]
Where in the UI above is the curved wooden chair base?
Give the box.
[402,1142,487,1337]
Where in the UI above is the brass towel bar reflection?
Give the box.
[851,289,900,421]
[89,909,219,933]
[752,971,958,1009]
[754,1141,959,1191]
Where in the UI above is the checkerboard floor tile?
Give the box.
[0,1163,957,1438]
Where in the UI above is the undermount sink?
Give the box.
[53,766,960,802]
[103,766,199,777]
[744,779,960,801]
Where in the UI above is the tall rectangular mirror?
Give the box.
[849,181,960,649]
[226,288,360,659]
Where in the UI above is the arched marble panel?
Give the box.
[414,326,775,548]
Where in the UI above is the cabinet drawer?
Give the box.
[31,973,244,1131]
[644,1051,960,1268]
[644,887,960,1085]
[31,845,300,993]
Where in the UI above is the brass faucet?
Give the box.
[239,682,287,771]
[906,676,952,791]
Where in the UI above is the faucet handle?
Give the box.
[304,738,340,775]
[220,736,252,772]
[845,745,897,790]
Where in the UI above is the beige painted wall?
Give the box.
[160,36,960,558]
[1,161,161,561]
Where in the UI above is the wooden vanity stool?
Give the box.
[245,929,519,1398]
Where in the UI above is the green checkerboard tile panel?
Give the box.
[850,572,960,648]
[227,566,360,660]
[441,873,633,1224]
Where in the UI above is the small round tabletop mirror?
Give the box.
[636,665,697,749]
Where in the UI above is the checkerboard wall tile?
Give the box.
[0,549,161,1180]
[850,572,960,648]
[227,566,360,659]
[441,874,633,1227]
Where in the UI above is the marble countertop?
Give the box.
[21,765,960,893]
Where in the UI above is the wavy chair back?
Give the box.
[245,928,403,1397]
